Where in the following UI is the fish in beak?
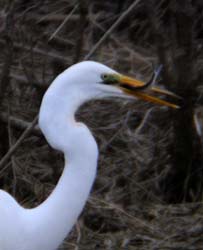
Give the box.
[101,73,180,109]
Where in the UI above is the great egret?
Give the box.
[0,61,178,250]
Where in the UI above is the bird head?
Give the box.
[39,61,180,152]
[66,61,180,109]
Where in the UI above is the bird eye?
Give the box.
[101,73,109,81]
[101,73,119,84]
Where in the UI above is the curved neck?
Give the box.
[28,150,97,249]
[26,80,99,249]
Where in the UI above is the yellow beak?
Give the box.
[118,75,180,109]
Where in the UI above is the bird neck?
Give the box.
[28,147,98,249]
[28,80,99,249]
[39,75,95,152]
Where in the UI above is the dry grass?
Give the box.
[0,0,203,249]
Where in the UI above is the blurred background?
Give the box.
[0,0,203,249]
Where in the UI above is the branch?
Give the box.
[0,40,70,64]
[0,113,41,136]
[9,72,47,89]
[84,0,141,60]
[48,5,78,41]
[0,115,39,169]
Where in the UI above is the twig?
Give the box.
[29,14,82,23]
[7,107,17,195]
[0,40,70,64]
[9,72,47,89]
[134,108,153,135]
[0,2,15,159]
[73,0,87,63]
[0,115,38,169]
[89,13,152,66]
[151,64,163,86]
[88,196,163,235]
[84,0,141,60]
[48,5,78,41]
[0,112,41,135]
[74,221,82,250]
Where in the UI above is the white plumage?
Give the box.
[0,61,177,250]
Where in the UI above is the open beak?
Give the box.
[117,74,180,109]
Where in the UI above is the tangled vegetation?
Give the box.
[0,0,203,249]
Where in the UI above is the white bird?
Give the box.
[0,61,178,250]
